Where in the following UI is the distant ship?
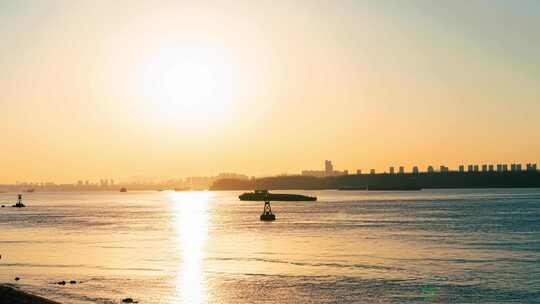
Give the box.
[239,190,316,201]
[120,187,128,192]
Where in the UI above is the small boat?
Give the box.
[120,187,128,192]
[239,190,316,201]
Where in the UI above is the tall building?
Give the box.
[440,166,449,173]
[482,164,488,172]
[370,169,376,174]
[325,160,333,175]
[412,166,419,174]
[356,169,362,175]
[427,166,434,173]
[459,165,465,173]
[527,163,538,171]
[511,164,517,171]
[503,164,508,172]
[468,165,474,172]
[488,165,494,172]
[389,167,395,174]
[497,164,503,172]
[473,165,479,172]
[399,166,404,174]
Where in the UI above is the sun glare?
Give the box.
[138,43,235,122]
[170,191,212,303]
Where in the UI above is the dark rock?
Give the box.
[69,280,77,284]
[15,277,20,281]
[57,281,66,285]
[1,205,5,208]
[122,298,137,303]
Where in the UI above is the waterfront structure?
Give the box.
[370,169,376,174]
[412,166,419,174]
[482,165,488,172]
[356,169,362,175]
[389,167,395,174]
[527,163,538,171]
[399,166,404,174]
[473,165,479,172]
[468,165,474,172]
[427,166,434,173]
[459,165,465,173]
[489,165,494,172]
[440,166,449,173]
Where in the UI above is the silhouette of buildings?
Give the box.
[302,160,348,177]
[399,166,405,174]
[412,166,419,174]
[389,167,395,174]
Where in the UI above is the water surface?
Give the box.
[0,189,539,303]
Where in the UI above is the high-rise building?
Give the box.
[488,165,494,172]
[482,164,488,172]
[389,167,395,174]
[511,164,517,171]
[473,165,479,172]
[412,166,419,174]
[468,165,474,172]
[516,164,522,171]
[503,164,508,172]
[459,165,465,173]
[356,169,362,175]
[440,166,449,173]
[325,160,333,175]
[370,169,376,174]
[399,166,404,174]
[427,166,434,173]
[497,164,503,172]
[527,163,538,171]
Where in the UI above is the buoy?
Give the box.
[260,200,276,221]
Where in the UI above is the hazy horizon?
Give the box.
[2,0,539,183]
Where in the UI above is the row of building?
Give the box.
[302,161,538,177]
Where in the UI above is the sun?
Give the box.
[137,43,235,123]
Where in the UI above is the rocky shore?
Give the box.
[0,285,60,304]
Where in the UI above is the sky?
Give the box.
[1,0,539,183]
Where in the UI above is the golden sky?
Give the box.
[1,0,539,183]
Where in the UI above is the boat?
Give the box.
[120,187,128,192]
[239,190,316,201]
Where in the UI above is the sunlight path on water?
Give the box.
[170,191,212,304]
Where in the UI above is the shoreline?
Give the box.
[0,285,60,304]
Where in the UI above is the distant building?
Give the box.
[503,164,508,172]
[389,167,395,174]
[473,165,479,172]
[427,166,434,173]
[527,163,538,171]
[440,166,449,173]
[497,164,503,172]
[482,164,488,172]
[325,160,333,175]
[412,166,419,174]
[302,160,347,177]
[356,169,362,175]
[399,166,405,174]
[370,169,376,174]
[511,164,517,171]
[459,165,465,173]
[488,165,494,172]
[517,164,522,172]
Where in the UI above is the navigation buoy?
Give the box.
[260,200,276,221]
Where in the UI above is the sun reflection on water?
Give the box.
[170,191,212,304]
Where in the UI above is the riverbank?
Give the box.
[0,285,60,304]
